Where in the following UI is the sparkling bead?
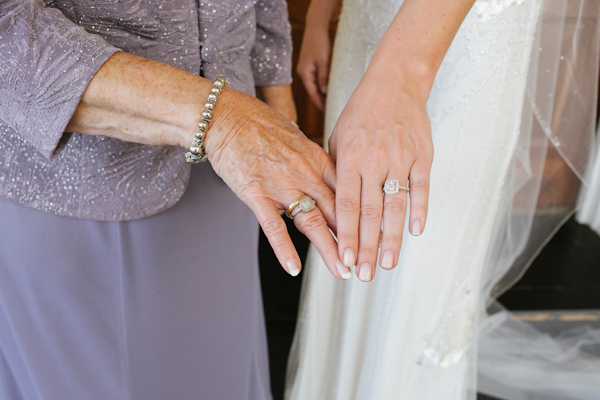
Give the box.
[207,93,217,102]
[198,121,208,131]
[202,109,212,121]
[195,130,205,140]
[213,80,223,89]
[192,138,203,147]
[218,76,229,86]
[205,101,215,110]
[190,146,201,154]
[211,86,221,95]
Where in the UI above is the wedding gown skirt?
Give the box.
[286,1,543,399]
[577,126,600,234]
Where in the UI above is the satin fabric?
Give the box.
[0,163,271,400]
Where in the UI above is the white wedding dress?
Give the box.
[286,1,600,399]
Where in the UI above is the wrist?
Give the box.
[166,74,216,149]
[258,85,297,122]
[179,76,237,165]
[366,51,436,101]
[305,5,334,31]
[202,86,240,164]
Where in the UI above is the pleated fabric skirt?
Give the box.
[0,163,271,400]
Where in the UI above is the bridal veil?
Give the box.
[478,1,600,399]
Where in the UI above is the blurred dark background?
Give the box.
[260,2,600,399]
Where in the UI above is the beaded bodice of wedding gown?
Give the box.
[285,1,541,399]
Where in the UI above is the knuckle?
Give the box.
[289,151,312,171]
[261,216,286,237]
[360,205,382,221]
[359,245,379,257]
[238,182,267,204]
[417,141,434,163]
[336,230,356,243]
[385,199,407,214]
[383,233,403,247]
[337,198,360,214]
[298,212,327,232]
[409,179,430,191]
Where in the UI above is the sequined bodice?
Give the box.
[0,0,292,220]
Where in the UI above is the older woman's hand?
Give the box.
[330,69,433,282]
[206,88,347,279]
[67,52,348,279]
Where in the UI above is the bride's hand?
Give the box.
[207,88,348,279]
[330,69,433,282]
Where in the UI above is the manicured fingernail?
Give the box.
[287,260,300,277]
[411,219,422,236]
[358,263,372,282]
[381,250,394,269]
[336,261,352,280]
[343,249,355,268]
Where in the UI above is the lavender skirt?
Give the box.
[0,163,271,400]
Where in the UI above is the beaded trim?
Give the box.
[185,76,229,163]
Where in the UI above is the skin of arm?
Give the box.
[67,51,346,280]
[257,85,298,123]
[304,0,477,281]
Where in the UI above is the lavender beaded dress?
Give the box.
[0,1,293,399]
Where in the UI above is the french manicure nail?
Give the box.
[343,249,355,268]
[411,219,422,236]
[381,250,394,269]
[287,260,300,277]
[336,261,352,280]
[358,263,371,282]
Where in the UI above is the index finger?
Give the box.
[252,200,302,277]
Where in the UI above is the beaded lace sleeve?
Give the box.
[250,0,293,86]
[0,0,120,159]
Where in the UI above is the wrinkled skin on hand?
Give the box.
[206,88,348,279]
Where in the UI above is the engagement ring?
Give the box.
[383,180,410,194]
[286,195,317,219]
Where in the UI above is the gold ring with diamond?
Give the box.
[285,195,317,219]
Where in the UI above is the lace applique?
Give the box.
[473,0,527,21]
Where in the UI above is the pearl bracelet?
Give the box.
[185,76,229,164]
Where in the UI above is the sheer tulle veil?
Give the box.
[476,1,600,398]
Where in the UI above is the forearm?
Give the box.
[257,85,297,123]
[305,0,341,30]
[368,0,476,97]
[66,52,214,148]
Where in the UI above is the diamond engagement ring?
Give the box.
[286,195,317,219]
[383,180,410,194]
